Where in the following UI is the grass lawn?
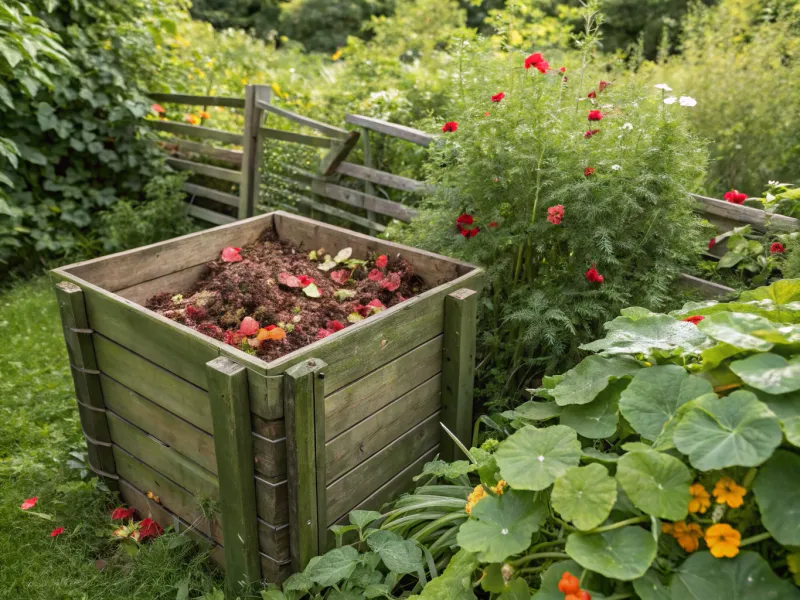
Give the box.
[0,276,224,600]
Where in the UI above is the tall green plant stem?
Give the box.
[509,539,567,566]
[740,532,772,547]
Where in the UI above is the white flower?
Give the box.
[611,164,621,171]
[679,96,697,107]
[622,122,633,130]
[769,180,780,186]
[664,96,677,105]
[654,83,673,91]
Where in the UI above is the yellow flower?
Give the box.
[661,522,675,536]
[465,484,486,514]
[331,48,343,61]
[705,523,741,558]
[146,491,160,503]
[688,483,711,514]
[492,480,508,495]
[671,521,703,553]
[713,477,746,508]
[184,114,200,126]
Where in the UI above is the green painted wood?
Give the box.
[101,375,217,474]
[260,554,293,584]
[107,411,218,500]
[251,415,284,440]
[240,85,271,219]
[207,357,262,589]
[440,288,478,462]
[93,334,213,432]
[167,157,242,184]
[283,358,327,570]
[252,432,286,478]
[257,100,349,140]
[260,127,334,149]
[147,93,246,109]
[54,281,118,488]
[320,131,360,176]
[150,120,244,145]
[255,474,289,525]
[311,180,417,222]
[326,374,441,482]
[324,336,442,439]
[187,204,237,226]
[326,413,440,526]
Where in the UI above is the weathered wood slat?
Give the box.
[677,273,736,298]
[344,114,433,147]
[255,475,289,525]
[240,85,271,220]
[93,334,213,431]
[167,157,242,184]
[336,162,425,193]
[252,416,285,439]
[311,180,417,222]
[260,127,334,149]
[114,263,208,306]
[320,131,361,176]
[326,374,440,482]
[257,100,349,140]
[325,336,442,440]
[326,413,440,525]
[168,139,243,165]
[183,183,240,207]
[269,187,386,232]
[691,193,798,232]
[148,93,246,109]
[150,120,244,145]
[188,204,237,226]
[258,521,290,564]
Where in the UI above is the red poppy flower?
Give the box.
[239,316,259,336]
[50,527,65,538]
[489,221,498,228]
[368,269,384,282]
[460,227,480,238]
[297,275,315,287]
[151,104,165,114]
[185,305,205,321]
[484,111,490,117]
[584,129,600,139]
[491,92,505,103]
[585,267,604,283]
[375,255,388,269]
[708,238,717,249]
[524,53,549,73]
[20,497,37,510]
[221,246,242,262]
[137,518,163,541]
[456,213,474,226]
[588,91,596,99]
[111,507,136,520]
[598,81,610,92]
[559,66,566,73]
[770,242,786,254]
[442,121,458,133]
[330,269,350,285]
[588,110,603,121]
[547,205,565,225]
[584,167,595,177]
[381,273,401,292]
[723,189,747,204]
[683,315,705,325]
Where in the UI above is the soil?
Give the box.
[146,230,427,362]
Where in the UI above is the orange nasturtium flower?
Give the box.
[257,327,286,342]
[184,114,200,125]
[713,477,746,508]
[705,523,741,558]
[493,480,507,495]
[465,484,486,514]
[199,111,211,120]
[689,483,711,514]
[662,521,703,552]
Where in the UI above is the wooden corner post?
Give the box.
[440,288,478,462]
[206,357,261,590]
[239,84,272,220]
[284,358,327,571]
[54,281,118,490]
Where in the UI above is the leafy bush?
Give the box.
[397,6,707,400]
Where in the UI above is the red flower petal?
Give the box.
[442,121,458,133]
[137,518,163,541]
[381,273,401,292]
[224,330,246,346]
[221,247,242,262]
[368,269,384,282]
[50,527,65,538]
[297,275,315,287]
[584,167,595,177]
[598,81,610,92]
[489,221,498,228]
[723,189,747,205]
[708,238,717,249]
[770,242,786,254]
[367,299,385,309]
[330,269,350,285]
[585,267,604,283]
[588,91,596,99]
[326,320,345,332]
[316,328,331,339]
[151,103,165,114]
[456,213,474,225]
[588,110,603,121]
[375,255,388,269]
[111,507,136,520]
[559,66,566,73]
[491,92,505,103]
[584,129,600,139]
[524,53,544,69]
[239,316,259,336]
[278,272,302,288]
[683,315,705,325]
[185,305,205,321]
[265,324,277,331]
[20,497,37,510]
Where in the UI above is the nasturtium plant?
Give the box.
[549,355,640,406]
[580,314,708,356]
[551,464,616,530]
[752,451,800,546]
[494,425,581,490]
[730,353,800,395]
[560,379,624,439]
[565,525,658,581]
[615,450,691,520]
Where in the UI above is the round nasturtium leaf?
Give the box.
[673,390,783,470]
[730,353,800,395]
[669,551,800,600]
[560,379,626,439]
[550,355,641,406]
[495,425,582,490]
[615,449,692,521]
[565,526,657,581]
[632,569,670,600]
[696,312,777,351]
[456,489,547,563]
[551,463,617,530]
[579,314,708,356]
[753,450,800,546]
[750,388,800,448]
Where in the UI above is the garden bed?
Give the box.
[51,211,483,585]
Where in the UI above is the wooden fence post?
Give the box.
[440,288,478,462]
[360,126,377,236]
[54,281,118,490]
[206,357,262,590]
[284,358,327,571]
[239,84,272,220]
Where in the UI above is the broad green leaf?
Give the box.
[349,510,383,529]
[581,447,620,463]
[580,314,708,356]
[673,391,782,470]
[410,550,477,600]
[480,563,506,593]
[615,450,691,520]
[753,450,800,546]
[560,379,624,439]
[302,283,320,298]
[740,279,800,305]
[176,579,189,600]
[697,312,777,351]
[303,546,360,587]
[566,526,657,581]
[551,463,617,530]
[260,591,285,600]
[633,569,670,600]
[498,578,530,599]
[456,490,546,563]
[619,366,712,440]
[414,459,476,481]
[364,583,391,598]
[366,530,423,574]
[699,342,745,370]
[535,561,609,600]
[751,388,800,447]
[669,551,800,599]
[495,425,581,490]
[282,572,312,593]
[502,401,561,421]
[550,355,640,406]
[328,590,362,600]
[730,353,800,395]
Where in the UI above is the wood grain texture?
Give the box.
[311,180,417,222]
[692,193,798,232]
[150,120,243,145]
[260,127,334,148]
[258,100,349,140]
[344,114,433,147]
[169,140,243,166]
[207,357,262,589]
[114,263,210,306]
[184,182,240,206]
[440,288,478,461]
[325,374,441,482]
[255,474,289,525]
[167,157,242,184]
[240,85,270,219]
[147,93,246,109]
[320,131,360,176]
[326,412,440,526]
[324,336,442,440]
[252,431,286,478]
[258,520,290,563]
[188,205,237,226]
[336,162,424,193]
[251,415,285,439]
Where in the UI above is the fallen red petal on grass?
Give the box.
[239,316,259,336]
[21,497,37,510]
[330,269,350,285]
[50,527,65,538]
[111,507,136,520]
[221,247,242,262]
[375,255,388,269]
[491,92,505,103]
[137,518,163,541]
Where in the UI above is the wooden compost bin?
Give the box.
[51,211,483,587]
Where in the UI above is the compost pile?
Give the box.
[146,231,426,361]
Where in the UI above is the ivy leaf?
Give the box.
[456,490,547,563]
[565,526,657,581]
[670,551,800,599]
[349,510,383,529]
[753,450,800,546]
[673,390,783,470]
[730,353,800,395]
[615,449,692,520]
[410,549,477,600]
[696,312,778,351]
[495,425,581,490]
[632,569,670,600]
[550,355,641,406]
[366,530,423,574]
[303,546,360,587]
[414,460,476,481]
[579,314,708,356]
[560,379,625,439]
[302,283,320,298]
[551,463,617,530]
